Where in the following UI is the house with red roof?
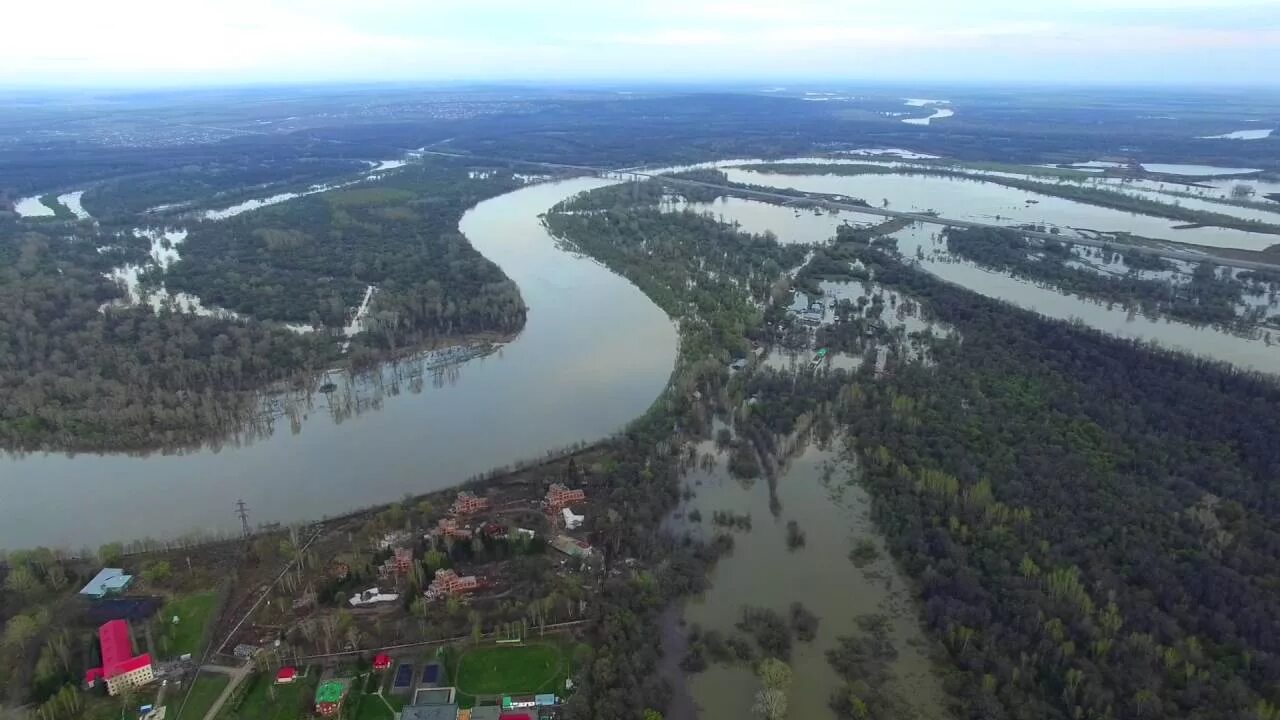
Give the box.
[276,667,298,685]
[83,620,153,696]
[373,654,392,671]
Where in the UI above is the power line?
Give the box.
[235,499,251,538]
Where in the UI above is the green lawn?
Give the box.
[218,671,318,720]
[158,591,219,659]
[178,673,230,720]
[353,693,396,720]
[454,643,566,696]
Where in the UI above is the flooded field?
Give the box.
[673,435,950,720]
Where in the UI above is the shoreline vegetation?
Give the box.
[738,162,1280,236]
[0,159,529,453]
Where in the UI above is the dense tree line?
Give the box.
[0,221,337,451]
[817,242,1280,720]
[165,163,528,360]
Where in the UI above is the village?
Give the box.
[1,452,612,720]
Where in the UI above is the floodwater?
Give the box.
[890,223,1280,374]
[57,191,91,220]
[722,167,1280,252]
[661,196,865,245]
[902,107,954,126]
[14,195,54,217]
[0,177,678,549]
[674,437,949,720]
[1140,163,1261,177]
[658,180,1280,374]
[1199,129,1274,140]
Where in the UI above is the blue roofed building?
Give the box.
[79,569,133,599]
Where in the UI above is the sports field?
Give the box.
[454,643,565,696]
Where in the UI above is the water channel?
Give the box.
[0,177,678,549]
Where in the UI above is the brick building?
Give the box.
[543,484,586,513]
[425,569,479,600]
[450,492,490,516]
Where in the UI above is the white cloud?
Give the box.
[2,0,1276,85]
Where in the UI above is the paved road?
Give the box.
[423,150,1280,273]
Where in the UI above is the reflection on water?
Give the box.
[0,177,679,549]
[675,435,949,720]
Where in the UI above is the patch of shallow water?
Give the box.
[14,195,54,217]
[676,438,949,720]
[661,195,865,245]
[1199,129,1274,140]
[56,191,91,220]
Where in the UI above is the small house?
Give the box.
[373,654,392,671]
[276,667,298,685]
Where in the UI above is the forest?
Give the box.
[165,162,528,359]
[547,175,1280,720]
[821,235,1280,720]
[0,159,529,452]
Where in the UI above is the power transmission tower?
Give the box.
[235,499,251,538]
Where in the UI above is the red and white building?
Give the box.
[372,654,392,671]
[380,547,414,577]
[435,517,473,540]
[425,568,479,600]
[450,492,489,516]
[544,484,586,513]
[83,620,154,696]
[276,667,298,685]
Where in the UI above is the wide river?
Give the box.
[0,178,678,550]
[8,162,1280,550]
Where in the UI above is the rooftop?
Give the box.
[96,620,151,679]
[402,704,460,720]
[79,568,133,597]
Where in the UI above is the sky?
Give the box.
[4,0,1280,87]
